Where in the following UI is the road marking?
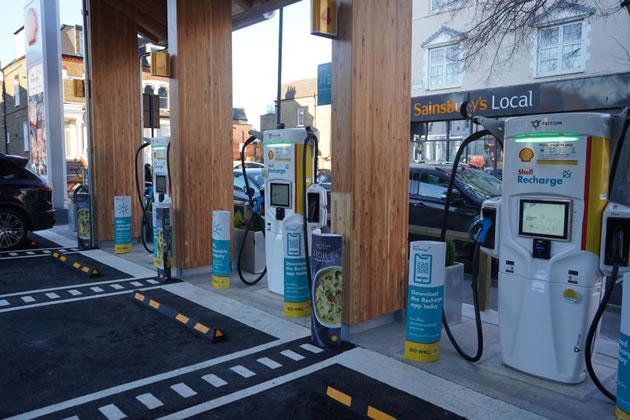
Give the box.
[6,339,286,419]
[26,251,35,255]
[280,349,304,361]
[300,343,324,354]
[61,416,80,420]
[68,290,82,296]
[98,403,126,420]
[0,299,9,307]
[90,286,104,293]
[21,296,35,303]
[147,279,159,285]
[110,284,124,290]
[158,355,342,419]
[171,383,197,398]
[0,276,156,299]
[257,357,282,369]
[9,252,18,256]
[43,250,52,254]
[45,292,60,299]
[33,230,77,247]
[136,393,164,410]
[0,251,81,260]
[230,365,256,378]
[202,374,227,388]
[131,281,143,287]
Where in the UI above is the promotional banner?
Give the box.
[405,240,446,363]
[212,210,231,289]
[284,224,310,317]
[617,272,630,420]
[310,232,342,347]
[75,193,91,250]
[155,204,171,283]
[114,196,132,254]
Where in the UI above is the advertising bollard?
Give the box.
[155,203,171,283]
[283,223,311,317]
[114,196,132,254]
[75,192,91,250]
[618,272,630,420]
[405,240,446,362]
[212,210,231,289]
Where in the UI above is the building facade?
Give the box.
[260,78,332,169]
[410,0,630,169]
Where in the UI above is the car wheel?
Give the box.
[0,208,28,251]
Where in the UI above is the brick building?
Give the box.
[232,107,261,163]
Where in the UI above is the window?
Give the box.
[14,76,20,107]
[409,172,420,196]
[428,45,462,89]
[158,87,168,110]
[23,122,29,152]
[419,173,449,200]
[431,0,457,13]
[537,21,584,76]
[144,85,154,95]
[297,108,305,127]
[78,29,84,56]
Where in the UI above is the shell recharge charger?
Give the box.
[475,112,630,385]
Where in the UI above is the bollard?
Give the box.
[114,196,132,254]
[283,223,311,317]
[405,240,446,363]
[75,192,91,250]
[212,210,231,289]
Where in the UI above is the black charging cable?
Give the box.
[135,142,153,253]
[302,127,319,294]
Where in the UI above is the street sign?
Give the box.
[317,62,332,106]
[311,0,337,39]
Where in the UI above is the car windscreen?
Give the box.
[234,172,261,192]
[454,167,502,200]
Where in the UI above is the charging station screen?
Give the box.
[519,199,570,240]
[155,175,167,194]
[270,183,290,207]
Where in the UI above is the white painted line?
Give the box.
[45,293,60,300]
[202,374,227,388]
[131,281,143,287]
[110,284,124,290]
[58,249,67,252]
[90,287,104,293]
[98,403,126,420]
[162,282,310,341]
[79,249,156,278]
[0,276,156,299]
[35,230,76,247]
[62,416,80,420]
[136,393,164,410]
[300,343,324,354]
[256,357,282,369]
[9,252,18,256]
[0,251,81,260]
[229,365,256,378]
[147,279,159,285]
[26,251,35,255]
[6,339,286,419]
[0,299,9,307]
[158,356,341,419]
[170,383,197,398]
[21,296,35,303]
[0,286,163,314]
[280,350,304,361]
[42,250,52,254]
[68,290,82,296]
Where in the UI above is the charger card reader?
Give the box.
[532,238,551,260]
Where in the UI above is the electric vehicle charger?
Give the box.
[302,127,319,293]
[439,125,503,362]
[135,141,153,253]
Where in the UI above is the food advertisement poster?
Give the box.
[114,196,132,254]
[283,224,311,317]
[75,193,91,250]
[212,210,231,289]
[310,232,342,347]
[155,204,171,283]
[405,241,445,363]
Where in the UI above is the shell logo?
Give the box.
[519,147,534,162]
[268,150,274,160]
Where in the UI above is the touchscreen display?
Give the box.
[155,175,167,194]
[519,200,570,240]
[270,183,290,207]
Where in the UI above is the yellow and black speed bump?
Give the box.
[131,291,226,343]
[51,251,101,277]
[323,384,397,420]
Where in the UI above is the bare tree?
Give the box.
[444,0,628,76]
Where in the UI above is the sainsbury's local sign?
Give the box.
[410,73,630,122]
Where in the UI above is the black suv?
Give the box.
[409,163,501,244]
[0,153,55,250]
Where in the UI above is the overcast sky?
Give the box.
[0,0,330,130]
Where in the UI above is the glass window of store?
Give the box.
[537,20,585,76]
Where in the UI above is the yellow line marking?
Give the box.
[194,323,210,334]
[149,300,160,309]
[536,160,578,165]
[367,406,397,420]
[73,262,80,268]
[326,386,352,407]
[134,292,145,301]
[60,256,67,262]
[81,266,89,272]
[176,313,190,324]
[52,252,59,258]
[215,329,224,337]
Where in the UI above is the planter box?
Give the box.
[445,262,464,325]
[233,227,265,274]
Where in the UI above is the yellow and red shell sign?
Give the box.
[519,147,534,162]
[268,150,274,160]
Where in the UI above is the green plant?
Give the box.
[234,210,245,229]
[446,239,457,267]
[233,210,265,232]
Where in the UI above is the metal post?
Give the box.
[276,8,283,129]
[82,0,96,248]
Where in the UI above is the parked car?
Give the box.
[0,153,55,250]
[233,169,263,213]
[409,163,501,250]
[233,161,264,169]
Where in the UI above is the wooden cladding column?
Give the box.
[167,0,233,270]
[332,0,412,326]
[89,0,142,242]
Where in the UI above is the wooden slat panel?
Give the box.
[89,0,141,242]
[104,0,168,43]
[332,0,412,325]
[168,0,233,270]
